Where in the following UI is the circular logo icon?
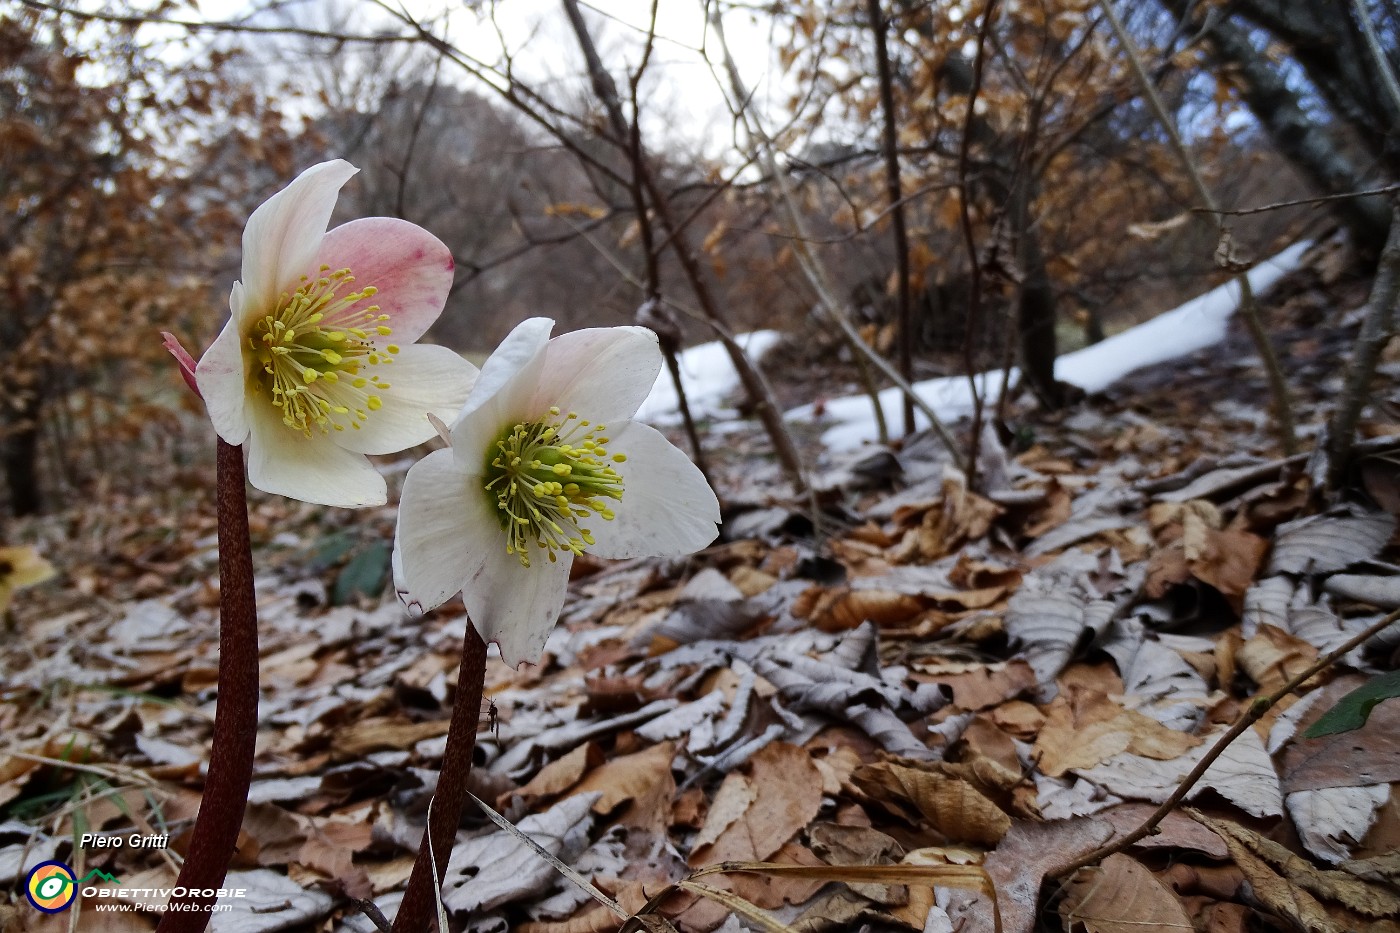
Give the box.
[25,861,76,913]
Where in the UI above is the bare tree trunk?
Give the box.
[1327,206,1400,491]
[943,53,1063,408]
[1166,0,1391,245]
[866,0,916,434]
[3,394,42,517]
[1228,0,1400,175]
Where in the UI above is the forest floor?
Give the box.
[3,232,1400,933]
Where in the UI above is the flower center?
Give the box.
[483,408,626,567]
[248,265,399,437]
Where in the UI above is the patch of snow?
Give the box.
[636,330,782,424]
[789,240,1311,451]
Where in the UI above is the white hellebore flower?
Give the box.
[394,317,720,666]
[195,160,477,507]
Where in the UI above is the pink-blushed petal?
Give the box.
[239,160,357,320]
[462,543,572,668]
[395,447,496,613]
[244,396,386,507]
[313,217,454,345]
[449,317,554,444]
[587,420,719,559]
[531,326,662,423]
[334,344,479,455]
[195,315,250,446]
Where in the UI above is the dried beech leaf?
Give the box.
[690,742,824,866]
[1283,698,1400,792]
[442,793,600,914]
[947,817,1113,933]
[1060,853,1193,933]
[1287,784,1391,864]
[1268,507,1395,575]
[852,761,1011,845]
[1190,810,1400,919]
[1076,723,1282,817]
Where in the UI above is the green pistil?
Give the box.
[248,265,400,437]
[483,407,626,567]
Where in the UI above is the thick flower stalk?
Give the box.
[389,317,720,932]
[196,159,477,507]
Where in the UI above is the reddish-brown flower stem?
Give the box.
[156,439,259,933]
[392,623,488,933]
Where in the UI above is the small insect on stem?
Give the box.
[479,698,499,737]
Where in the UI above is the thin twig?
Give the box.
[956,0,1001,489]
[17,0,416,42]
[1051,606,1400,879]
[155,439,259,933]
[1096,0,1297,456]
[1351,0,1400,120]
[1190,184,1400,217]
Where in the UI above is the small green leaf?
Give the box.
[311,531,356,570]
[332,539,391,606]
[1303,670,1400,738]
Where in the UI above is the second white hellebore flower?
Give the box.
[196,160,477,507]
[394,317,721,666]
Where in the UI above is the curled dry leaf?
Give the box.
[1189,809,1400,919]
[850,760,1012,846]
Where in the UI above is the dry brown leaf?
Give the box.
[509,742,605,809]
[912,660,1037,711]
[1034,688,1201,777]
[1188,812,1343,932]
[1095,804,1229,859]
[947,817,1114,933]
[794,586,924,631]
[808,823,907,903]
[1237,624,1318,694]
[911,470,1004,562]
[1060,853,1194,933]
[331,716,451,759]
[716,841,829,909]
[1282,698,1400,792]
[570,741,676,833]
[1190,810,1400,918]
[851,760,1011,845]
[689,742,823,867]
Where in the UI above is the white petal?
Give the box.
[195,315,249,446]
[531,326,662,423]
[450,317,554,433]
[462,543,572,668]
[239,160,357,322]
[244,396,386,507]
[335,345,479,455]
[587,421,719,559]
[395,448,495,613]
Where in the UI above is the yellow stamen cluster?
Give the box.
[249,265,401,436]
[483,407,626,567]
